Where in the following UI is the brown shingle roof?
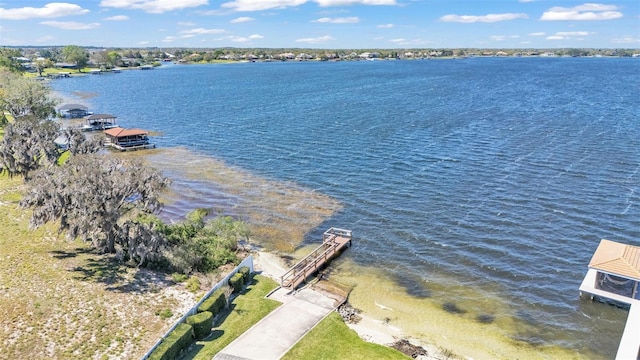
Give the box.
[104,128,148,137]
[588,239,640,281]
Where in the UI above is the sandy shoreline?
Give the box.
[252,251,449,360]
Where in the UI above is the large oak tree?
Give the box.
[21,154,171,264]
[0,117,59,179]
[0,70,60,179]
[0,69,58,119]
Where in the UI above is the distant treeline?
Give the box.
[4,45,639,69]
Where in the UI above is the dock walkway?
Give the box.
[213,287,339,360]
[616,301,640,360]
[280,228,352,290]
[580,269,640,360]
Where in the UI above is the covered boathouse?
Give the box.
[103,127,155,151]
[58,104,89,118]
[580,239,640,360]
[84,114,118,131]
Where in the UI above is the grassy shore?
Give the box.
[182,275,281,360]
[283,312,410,360]
[0,161,415,360]
[0,174,197,359]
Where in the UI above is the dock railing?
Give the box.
[323,227,352,241]
[280,227,352,289]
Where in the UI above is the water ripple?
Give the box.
[52,58,640,357]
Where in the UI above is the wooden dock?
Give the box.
[106,142,156,151]
[617,301,640,360]
[580,268,640,359]
[280,227,352,290]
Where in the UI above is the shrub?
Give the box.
[185,275,200,293]
[186,311,213,339]
[239,266,252,284]
[158,211,247,273]
[229,272,244,294]
[171,273,189,283]
[197,288,226,315]
[148,323,193,360]
[155,308,173,320]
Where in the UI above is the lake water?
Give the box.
[52,57,640,359]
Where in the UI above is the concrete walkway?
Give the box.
[213,287,338,360]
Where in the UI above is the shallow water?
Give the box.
[52,57,640,358]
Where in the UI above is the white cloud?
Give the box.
[314,0,396,5]
[519,0,534,2]
[221,0,307,12]
[440,13,528,23]
[546,31,592,40]
[492,35,520,41]
[100,0,208,14]
[220,0,394,11]
[40,21,100,30]
[162,36,177,42]
[295,35,335,44]
[556,31,591,36]
[540,3,623,21]
[36,35,56,43]
[0,3,89,20]
[314,17,359,23]
[231,33,264,42]
[178,21,197,26]
[230,16,255,23]
[389,38,426,45]
[103,15,129,21]
[180,28,226,35]
[529,32,545,36]
[612,36,640,44]
[377,23,393,28]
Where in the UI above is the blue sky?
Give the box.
[1,1,639,48]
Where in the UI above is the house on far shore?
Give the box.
[58,104,90,118]
[104,127,155,151]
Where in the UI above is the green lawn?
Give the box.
[0,174,196,359]
[282,312,410,360]
[183,275,281,360]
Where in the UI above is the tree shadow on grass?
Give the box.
[49,247,94,259]
[212,303,236,327]
[72,255,127,285]
[70,253,173,294]
[181,329,225,360]
[211,279,257,327]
